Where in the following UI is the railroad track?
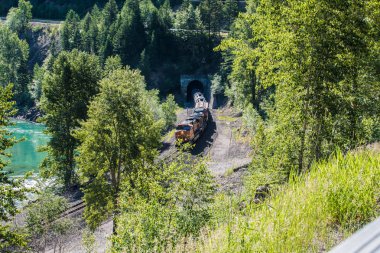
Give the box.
[59,140,183,218]
[61,199,86,218]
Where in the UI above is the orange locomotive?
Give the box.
[175,90,209,144]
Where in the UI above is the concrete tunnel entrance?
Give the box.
[180,75,211,106]
[187,80,204,102]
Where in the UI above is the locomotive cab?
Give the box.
[175,122,194,143]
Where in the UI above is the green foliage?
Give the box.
[221,0,380,179]
[216,11,258,109]
[28,64,44,104]
[195,151,380,252]
[113,0,146,67]
[82,228,97,253]
[174,2,204,31]
[199,0,223,35]
[75,68,162,231]
[5,0,32,35]
[211,74,223,95]
[111,150,216,252]
[161,94,178,130]
[0,0,124,20]
[0,24,30,108]
[61,10,81,51]
[0,84,29,251]
[40,50,102,189]
[103,55,123,77]
[25,191,75,252]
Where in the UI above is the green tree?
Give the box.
[161,94,178,130]
[103,0,119,28]
[223,0,239,29]
[216,10,259,109]
[113,0,146,66]
[103,55,123,77]
[173,2,209,72]
[0,24,30,109]
[0,84,28,252]
[80,13,93,53]
[111,150,215,252]
[28,64,44,104]
[26,192,74,252]
[98,0,118,61]
[40,50,102,190]
[61,10,81,51]
[80,4,104,56]
[199,0,223,36]
[174,2,204,32]
[75,68,162,233]
[0,25,28,86]
[5,0,32,36]
[241,0,380,178]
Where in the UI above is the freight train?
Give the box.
[175,90,209,144]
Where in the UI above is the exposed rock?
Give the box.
[254,184,270,202]
[16,106,42,122]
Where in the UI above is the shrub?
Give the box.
[194,150,380,252]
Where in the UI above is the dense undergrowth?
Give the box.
[188,150,380,252]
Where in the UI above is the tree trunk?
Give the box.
[299,84,310,174]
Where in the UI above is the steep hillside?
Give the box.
[187,149,380,252]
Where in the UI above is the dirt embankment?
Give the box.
[161,107,252,192]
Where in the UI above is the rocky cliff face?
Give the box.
[27,24,60,69]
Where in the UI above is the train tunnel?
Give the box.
[187,80,204,102]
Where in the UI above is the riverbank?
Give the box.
[15,106,42,122]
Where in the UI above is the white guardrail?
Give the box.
[329,217,380,253]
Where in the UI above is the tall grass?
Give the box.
[190,151,380,252]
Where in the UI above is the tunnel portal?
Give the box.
[180,75,211,104]
[187,80,204,101]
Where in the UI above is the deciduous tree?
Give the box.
[40,50,102,189]
[0,84,28,252]
[75,68,162,233]
[0,24,30,109]
[5,0,32,36]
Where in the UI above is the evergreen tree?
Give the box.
[174,2,204,32]
[0,25,28,87]
[199,0,223,36]
[88,5,103,54]
[158,0,173,29]
[40,50,102,190]
[103,0,119,28]
[113,0,146,67]
[217,11,258,109]
[223,0,239,29]
[75,68,162,233]
[98,0,118,61]
[61,10,81,51]
[80,13,93,53]
[0,84,28,252]
[28,64,44,104]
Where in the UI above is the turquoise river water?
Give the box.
[6,120,49,176]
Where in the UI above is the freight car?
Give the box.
[175,91,209,144]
